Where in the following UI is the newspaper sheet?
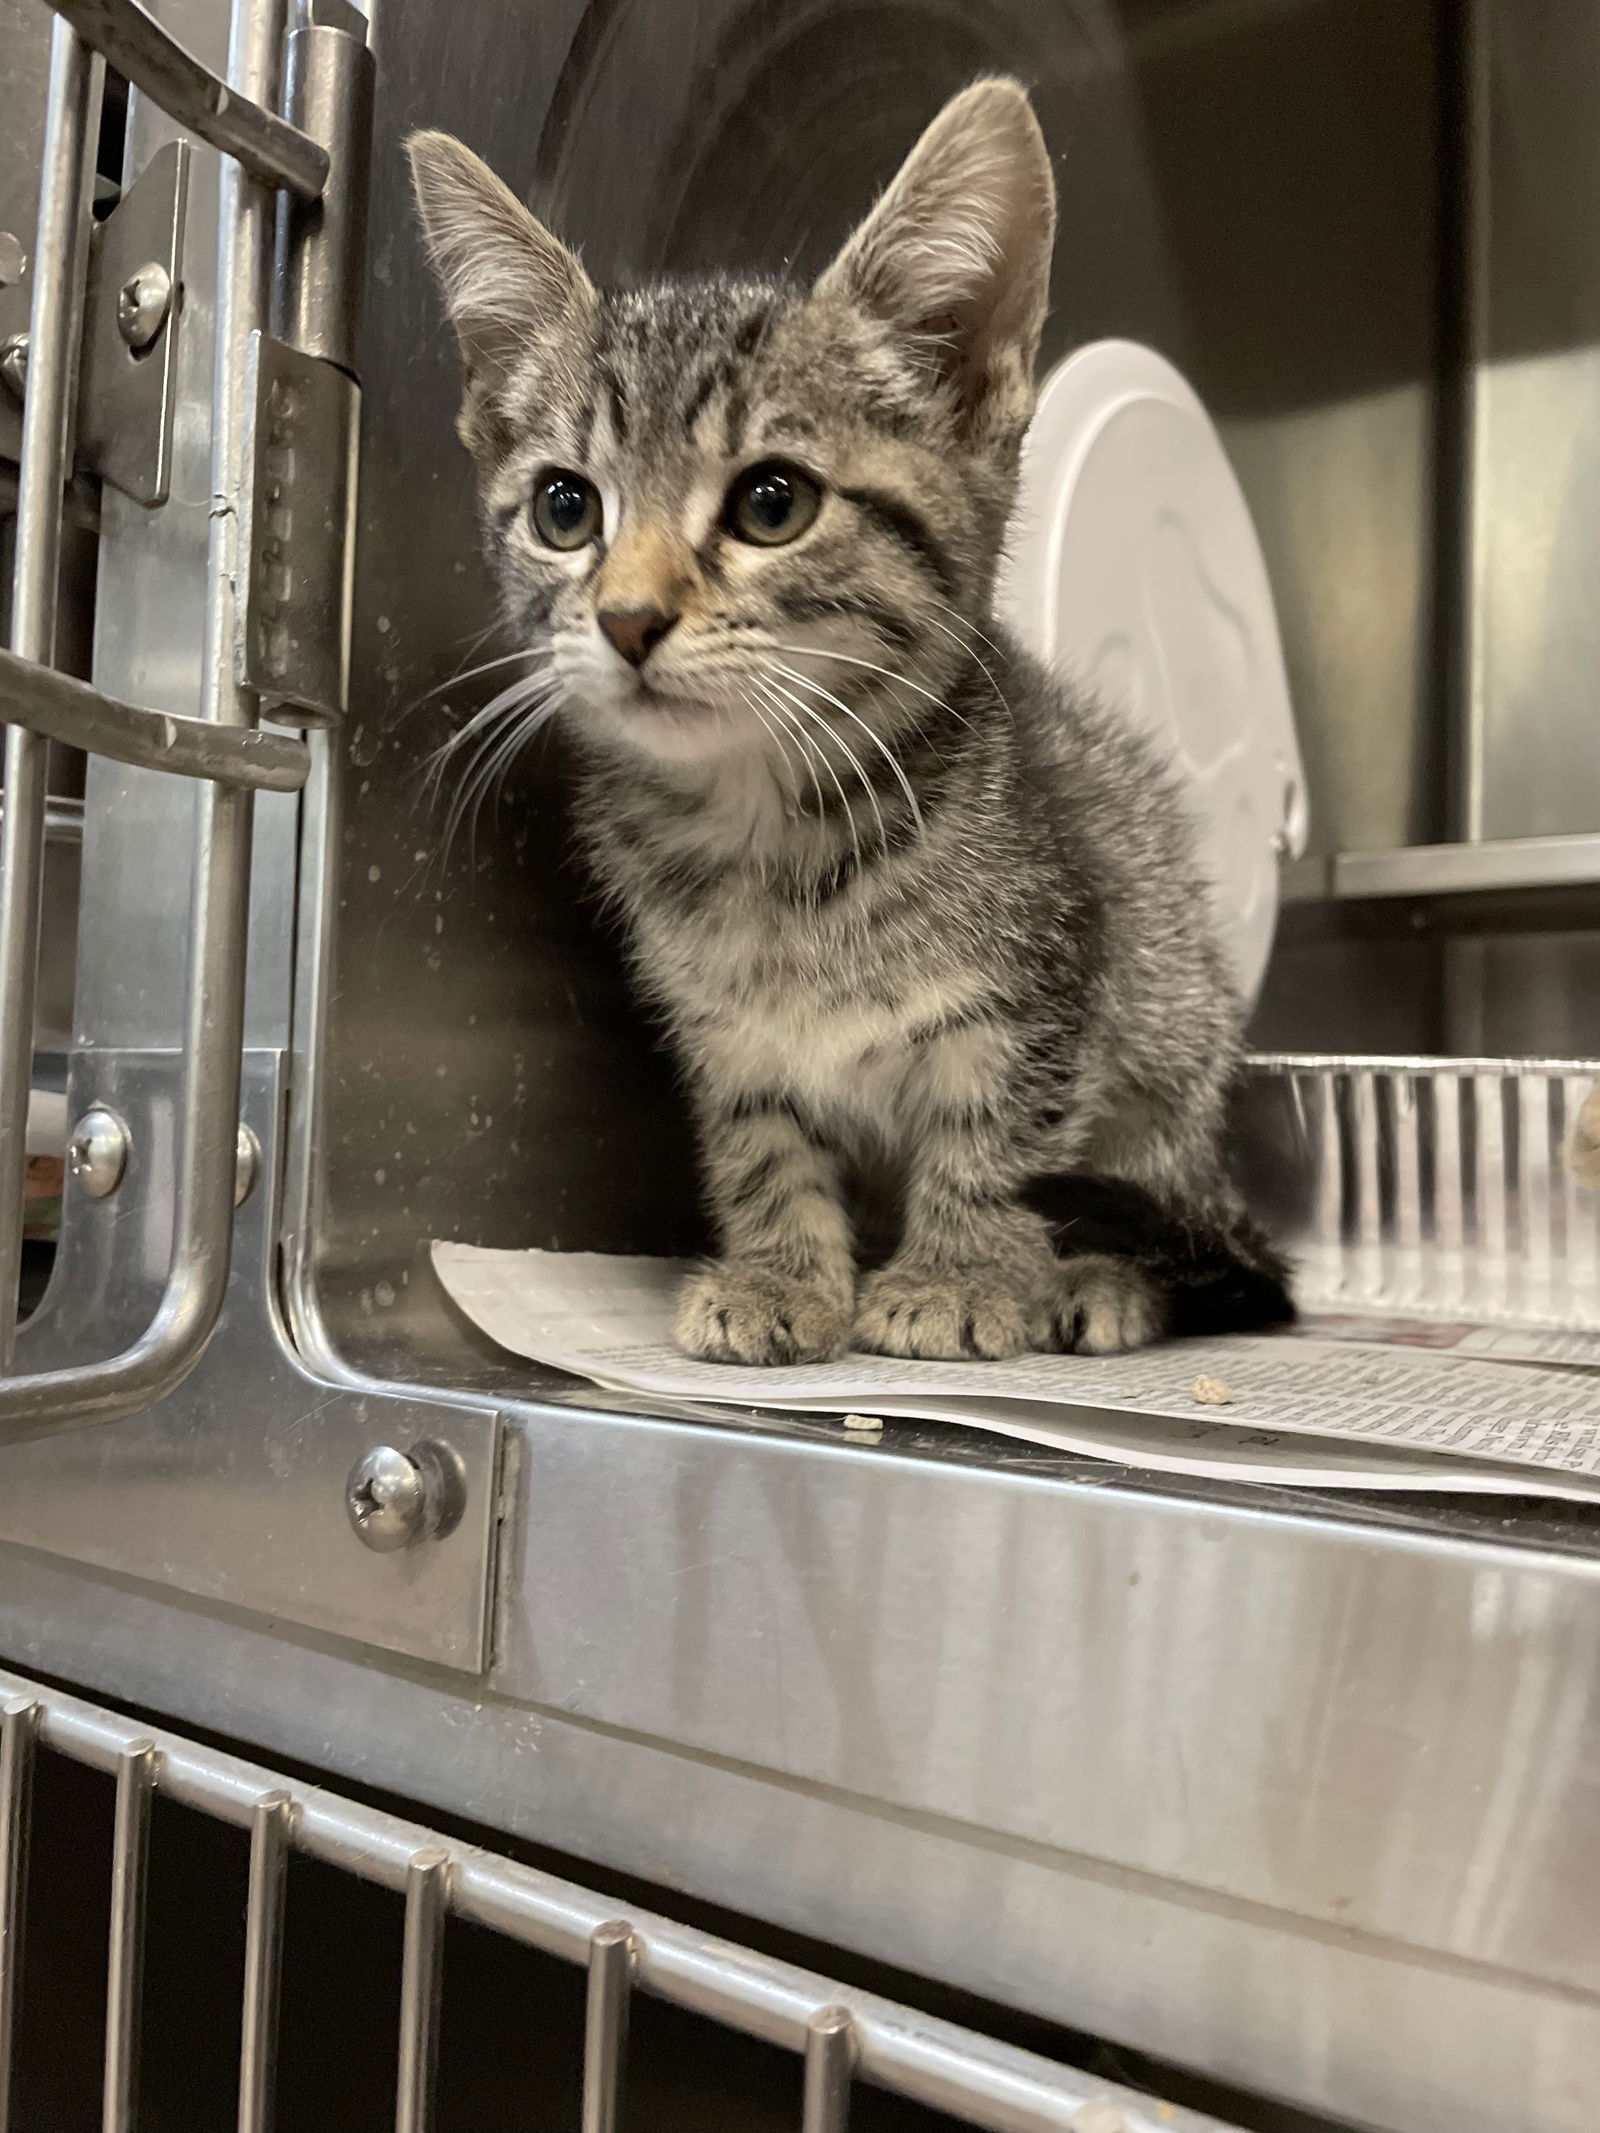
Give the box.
[433,1243,1600,1502]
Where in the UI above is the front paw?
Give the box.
[1048,1255,1163,1354]
[676,1262,851,1365]
[853,1266,1031,1360]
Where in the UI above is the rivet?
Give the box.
[345,1440,466,1553]
[68,1106,129,1199]
[116,262,172,352]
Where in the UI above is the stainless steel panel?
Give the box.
[0,1052,499,1667]
[1223,385,1438,858]
[4,1482,1600,2133]
[1445,935,1600,1060]
[1468,0,1600,841]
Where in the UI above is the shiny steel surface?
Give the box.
[5,1486,1600,2133]
[1283,831,1600,903]
[0,645,309,789]
[0,18,94,1371]
[0,1052,499,1665]
[48,0,330,199]
[1244,1054,1600,1327]
[1465,0,1600,842]
[0,1663,1246,2133]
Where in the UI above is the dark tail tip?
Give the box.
[1019,1172,1295,1339]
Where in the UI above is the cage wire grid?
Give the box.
[0,1669,1244,2133]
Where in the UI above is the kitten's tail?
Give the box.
[1019,1171,1295,1338]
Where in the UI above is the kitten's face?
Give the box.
[410,83,1055,777]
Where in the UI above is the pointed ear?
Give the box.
[816,80,1055,443]
[406,130,595,401]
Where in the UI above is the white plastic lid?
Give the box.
[996,339,1308,1005]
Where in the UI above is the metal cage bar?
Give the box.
[0,1664,1246,2133]
[396,1849,449,2133]
[102,1740,157,2133]
[803,2006,855,2133]
[0,1703,39,2133]
[0,650,308,791]
[46,0,328,197]
[0,18,96,1376]
[582,1921,635,2133]
[237,1789,292,2133]
[0,0,319,1441]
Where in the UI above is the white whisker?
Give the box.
[759,671,884,864]
[771,661,924,835]
[926,602,1015,727]
[415,646,542,708]
[753,677,861,879]
[767,639,948,711]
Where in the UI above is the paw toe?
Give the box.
[676,1264,847,1365]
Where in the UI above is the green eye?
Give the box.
[724,460,822,547]
[531,470,602,551]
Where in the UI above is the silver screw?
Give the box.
[116,262,171,352]
[68,1106,129,1198]
[0,332,26,403]
[345,1440,466,1553]
[0,232,26,286]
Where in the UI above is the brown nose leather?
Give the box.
[598,606,678,669]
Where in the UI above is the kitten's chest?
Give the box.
[639,886,975,1111]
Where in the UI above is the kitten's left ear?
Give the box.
[816,78,1055,445]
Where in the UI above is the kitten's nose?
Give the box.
[598,606,678,669]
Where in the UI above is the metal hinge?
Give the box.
[239,330,358,727]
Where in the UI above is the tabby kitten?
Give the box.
[408,80,1291,1365]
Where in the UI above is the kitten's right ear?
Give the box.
[406,130,594,400]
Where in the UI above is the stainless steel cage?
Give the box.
[0,1670,1244,2133]
[5,6,1600,2133]
[0,0,358,1434]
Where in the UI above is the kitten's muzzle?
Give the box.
[598,606,679,669]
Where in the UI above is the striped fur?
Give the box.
[409,82,1291,1363]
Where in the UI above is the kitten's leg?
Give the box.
[854,1024,1054,1361]
[676,1092,855,1366]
